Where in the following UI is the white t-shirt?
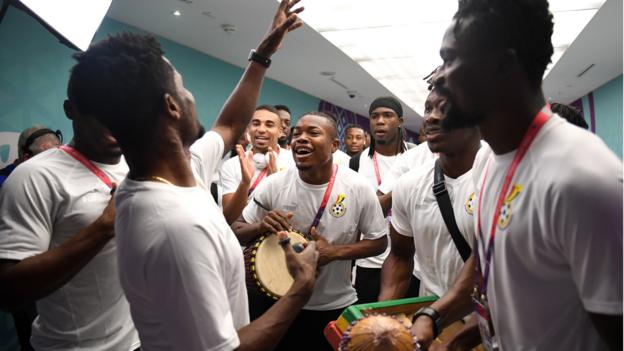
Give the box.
[333,149,351,167]
[472,115,622,350]
[391,158,475,297]
[116,131,249,351]
[242,166,387,310]
[219,147,294,197]
[0,148,139,351]
[378,143,436,194]
[354,148,398,269]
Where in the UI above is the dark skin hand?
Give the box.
[237,230,319,351]
[309,226,387,267]
[0,185,117,312]
[231,210,294,246]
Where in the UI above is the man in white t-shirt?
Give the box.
[233,112,388,350]
[220,105,294,224]
[0,112,139,349]
[67,2,322,351]
[351,96,419,303]
[414,0,622,350]
[378,87,480,303]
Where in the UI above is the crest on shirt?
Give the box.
[498,184,522,229]
[329,194,347,218]
[465,192,476,215]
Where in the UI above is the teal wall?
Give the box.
[580,75,623,158]
[0,6,320,167]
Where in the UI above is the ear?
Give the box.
[331,138,339,153]
[398,116,404,127]
[163,93,182,121]
[63,100,74,121]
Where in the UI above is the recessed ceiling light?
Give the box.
[172,9,182,16]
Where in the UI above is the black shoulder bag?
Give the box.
[433,159,472,262]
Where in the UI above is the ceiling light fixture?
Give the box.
[292,0,606,116]
[172,9,181,16]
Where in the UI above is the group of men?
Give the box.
[0,0,621,350]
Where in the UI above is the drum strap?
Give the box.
[308,164,338,235]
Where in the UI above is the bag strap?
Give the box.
[349,151,362,172]
[433,159,472,262]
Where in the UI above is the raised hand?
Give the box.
[256,0,305,57]
[237,145,254,184]
[309,226,335,266]
[266,147,278,175]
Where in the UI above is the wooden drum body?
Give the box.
[243,231,308,300]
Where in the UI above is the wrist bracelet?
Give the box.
[248,49,271,68]
[413,307,441,338]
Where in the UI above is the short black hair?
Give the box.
[67,32,176,145]
[551,102,589,130]
[345,124,365,135]
[299,111,338,139]
[255,104,280,115]
[454,0,554,91]
[274,104,291,114]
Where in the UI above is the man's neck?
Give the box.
[298,159,334,185]
[439,138,481,179]
[127,138,196,187]
[374,137,400,156]
[479,93,546,155]
[71,140,121,165]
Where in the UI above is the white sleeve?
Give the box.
[190,131,225,186]
[219,158,242,196]
[0,164,56,261]
[147,223,240,351]
[551,166,623,315]
[389,178,412,237]
[241,179,271,224]
[356,182,388,240]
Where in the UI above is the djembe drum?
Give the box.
[243,231,308,300]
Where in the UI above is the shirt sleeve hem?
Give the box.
[390,218,413,237]
[205,334,240,351]
[583,299,622,315]
[0,251,40,262]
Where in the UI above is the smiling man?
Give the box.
[422,0,622,350]
[232,111,387,350]
[220,105,294,224]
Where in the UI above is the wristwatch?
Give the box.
[248,49,271,68]
[413,307,442,338]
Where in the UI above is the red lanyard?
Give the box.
[475,105,551,294]
[248,169,268,196]
[247,148,280,196]
[308,164,338,235]
[59,145,114,189]
[372,152,382,186]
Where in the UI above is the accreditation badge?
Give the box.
[472,287,500,351]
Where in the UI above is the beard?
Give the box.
[435,85,484,131]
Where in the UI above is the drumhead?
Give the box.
[255,231,308,297]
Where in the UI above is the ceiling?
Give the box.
[106,0,622,132]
